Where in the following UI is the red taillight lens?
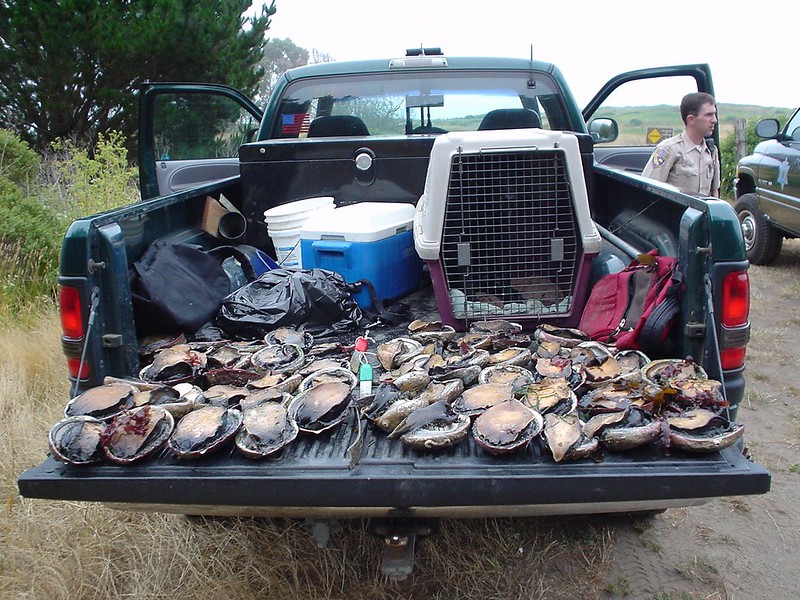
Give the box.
[59,286,84,339]
[66,357,90,379]
[721,347,747,370]
[721,271,750,327]
[720,271,749,370]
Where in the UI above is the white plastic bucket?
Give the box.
[264,197,335,267]
[268,227,304,268]
[264,197,335,232]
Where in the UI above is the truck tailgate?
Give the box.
[18,421,770,517]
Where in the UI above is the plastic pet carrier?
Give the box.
[413,129,601,330]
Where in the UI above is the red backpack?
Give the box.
[579,251,682,355]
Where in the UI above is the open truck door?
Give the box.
[138,82,261,199]
[583,64,716,174]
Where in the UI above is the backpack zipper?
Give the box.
[608,318,629,341]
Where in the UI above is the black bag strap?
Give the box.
[206,245,259,282]
[132,239,165,282]
[355,278,412,327]
[638,269,682,354]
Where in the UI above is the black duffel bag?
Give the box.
[131,241,256,335]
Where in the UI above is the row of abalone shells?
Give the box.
[364,321,742,458]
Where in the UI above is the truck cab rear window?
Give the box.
[272,70,568,138]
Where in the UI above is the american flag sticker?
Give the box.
[281,113,310,136]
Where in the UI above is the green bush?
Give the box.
[1,131,138,319]
[0,176,64,268]
[0,177,64,316]
[0,240,59,322]
[720,123,753,200]
[49,131,139,220]
[0,129,40,192]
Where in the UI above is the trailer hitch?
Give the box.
[368,518,439,581]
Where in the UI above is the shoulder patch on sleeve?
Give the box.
[652,147,668,167]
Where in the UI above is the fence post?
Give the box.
[734,119,748,161]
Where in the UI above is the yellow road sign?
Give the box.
[646,127,673,146]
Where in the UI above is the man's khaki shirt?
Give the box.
[641,131,720,196]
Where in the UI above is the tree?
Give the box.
[0,0,276,152]
[257,38,310,102]
[310,48,335,65]
[719,111,791,199]
[256,38,334,102]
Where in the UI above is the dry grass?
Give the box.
[674,555,722,588]
[1,307,614,599]
[0,243,58,326]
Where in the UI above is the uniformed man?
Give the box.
[641,92,720,197]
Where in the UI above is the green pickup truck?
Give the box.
[735,106,800,264]
[18,49,768,575]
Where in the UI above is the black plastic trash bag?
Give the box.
[216,268,366,339]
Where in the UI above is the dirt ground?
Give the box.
[596,240,800,600]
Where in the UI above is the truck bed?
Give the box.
[18,279,770,517]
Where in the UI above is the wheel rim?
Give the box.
[739,211,756,251]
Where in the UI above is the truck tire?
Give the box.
[735,193,783,265]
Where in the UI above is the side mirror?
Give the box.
[587,117,619,143]
[791,127,800,142]
[755,118,780,139]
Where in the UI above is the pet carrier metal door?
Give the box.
[414,129,601,330]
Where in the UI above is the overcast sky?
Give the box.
[263,0,796,109]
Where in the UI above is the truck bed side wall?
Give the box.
[590,165,746,417]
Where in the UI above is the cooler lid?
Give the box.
[301,202,416,242]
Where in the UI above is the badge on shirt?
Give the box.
[652,147,668,167]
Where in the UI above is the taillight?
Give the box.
[59,286,84,339]
[59,285,90,380]
[720,271,749,370]
[722,271,749,326]
[66,357,90,379]
[720,346,746,370]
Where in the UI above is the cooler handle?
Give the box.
[310,239,353,269]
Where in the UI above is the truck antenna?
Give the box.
[527,44,536,89]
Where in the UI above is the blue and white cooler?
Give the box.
[300,202,423,309]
